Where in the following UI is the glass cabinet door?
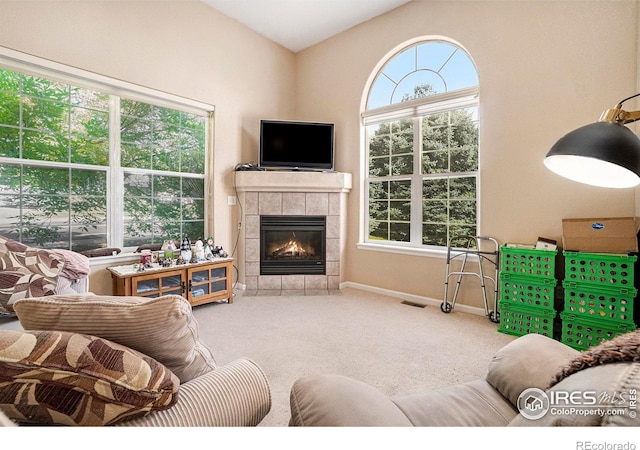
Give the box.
[210,267,226,280]
[187,261,231,305]
[192,269,209,283]
[161,273,183,296]
[135,278,158,295]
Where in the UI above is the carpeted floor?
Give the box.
[193,287,516,426]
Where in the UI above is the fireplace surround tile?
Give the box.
[258,275,282,290]
[326,238,340,262]
[326,215,340,239]
[246,238,260,262]
[282,275,305,290]
[245,261,260,276]
[305,193,329,215]
[245,215,260,239]
[326,261,339,276]
[282,192,306,215]
[328,193,341,216]
[245,192,258,215]
[304,275,328,290]
[258,192,282,215]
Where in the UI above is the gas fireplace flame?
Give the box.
[271,232,312,258]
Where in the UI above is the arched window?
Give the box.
[362,39,479,250]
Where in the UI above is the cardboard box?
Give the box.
[562,217,640,253]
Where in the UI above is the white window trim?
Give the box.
[361,87,478,126]
[0,46,213,115]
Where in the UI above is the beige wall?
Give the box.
[296,0,639,309]
[0,0,296,293]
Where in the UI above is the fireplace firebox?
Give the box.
[260,215,326,275]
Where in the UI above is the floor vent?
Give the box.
[401,301,426,308]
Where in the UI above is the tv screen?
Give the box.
[259,120,334,171]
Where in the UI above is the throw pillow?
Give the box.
[51,249,90,280]
[14,294,217,383]
[0,329,179,426]
[79,247,121,258]
[0,270,57,314]
[0,236,65,279]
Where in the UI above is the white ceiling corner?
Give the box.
[200,0,412,52]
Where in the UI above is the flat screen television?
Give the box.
[259,119,334,171]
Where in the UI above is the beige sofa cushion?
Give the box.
[486,333,579,406]
[0,329,179,426]
[14,294,216,383]
[290,373,413,426]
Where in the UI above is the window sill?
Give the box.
[87,252,140,267]
[356,242,449,259]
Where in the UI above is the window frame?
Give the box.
[359,40,479,258]
[0,46,215,253]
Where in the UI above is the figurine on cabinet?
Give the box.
[194,238,205,261]
[180,236,192,263]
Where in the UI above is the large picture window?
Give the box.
[0,54,212,252]
[363,39,479,250]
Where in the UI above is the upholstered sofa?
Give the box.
[290,332,640,426]
[0,294,271,426]
[0,236,91,314]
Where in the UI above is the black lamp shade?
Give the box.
[544,121,640,188]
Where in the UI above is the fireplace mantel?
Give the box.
[236,170,352,294]
[234,170,352,193]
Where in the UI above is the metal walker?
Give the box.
[441,235,500,323]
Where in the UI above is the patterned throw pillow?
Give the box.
[0,271,57,313]
[0,236,65,278]
[14,294,217,383]
[0,329,179,426]
[0,236,65,314]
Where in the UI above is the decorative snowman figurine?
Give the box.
[180,236,192,263]
[194,238,205,261]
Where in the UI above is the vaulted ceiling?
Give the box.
[200,0,412,52]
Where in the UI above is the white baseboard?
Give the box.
[339,281,489,317]
[236,279,489,318]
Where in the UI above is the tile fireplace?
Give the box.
[234,171,352,293]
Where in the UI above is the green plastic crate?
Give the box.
[500,245,557,280]
[560,312,637,351]
[564,251,636,290]
[499,273,557,310]
[562,281,637,324]
[497,301,556,338]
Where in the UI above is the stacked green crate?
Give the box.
[498,245,558,338]
[560,251,637,350]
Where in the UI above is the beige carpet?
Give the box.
[194,287,516,426]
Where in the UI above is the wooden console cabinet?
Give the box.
[108,258,233,306]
